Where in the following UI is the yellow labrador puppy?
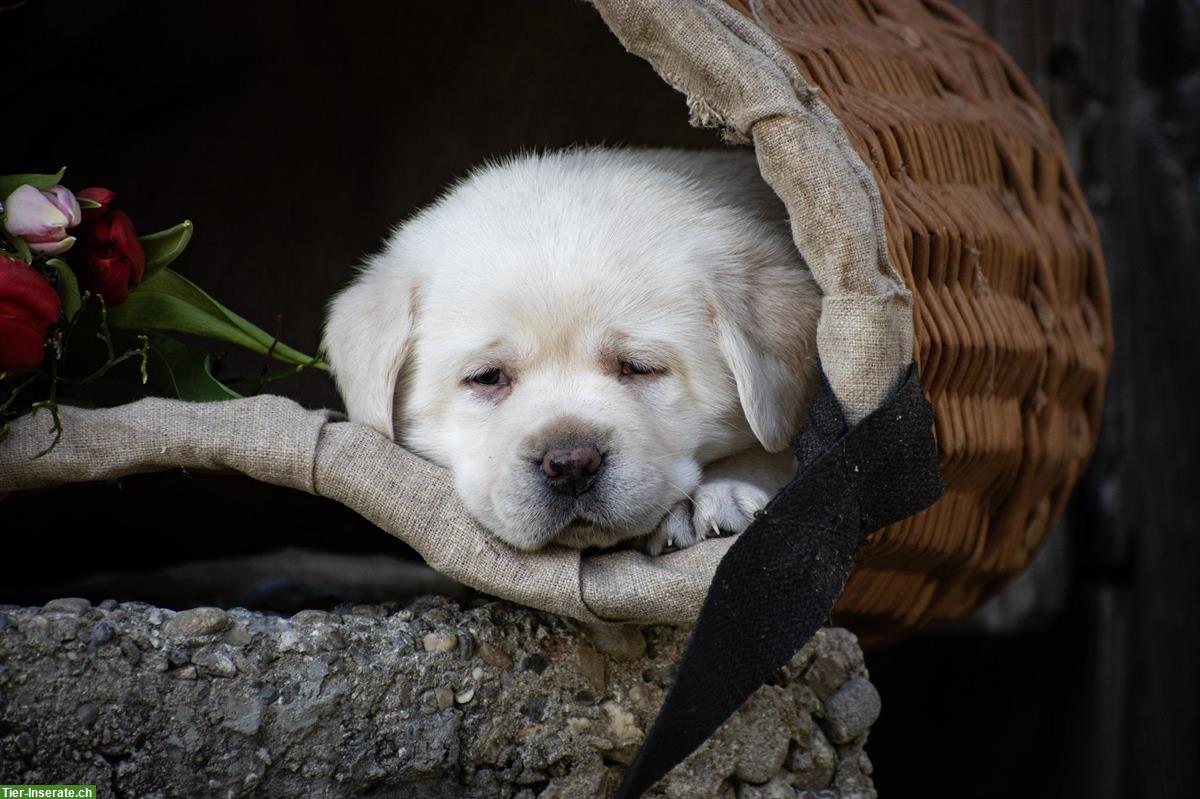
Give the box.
[323,148,820,554]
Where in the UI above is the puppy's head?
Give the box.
[324,150,819,550]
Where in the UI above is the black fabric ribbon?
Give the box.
[614,361,944,798]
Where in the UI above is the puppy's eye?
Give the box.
[470,368,509,386]
[620,361,659,377]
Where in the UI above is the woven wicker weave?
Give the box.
[725,0,1112,640]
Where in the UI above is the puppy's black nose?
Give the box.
[541,446,603,497]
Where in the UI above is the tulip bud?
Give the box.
[77,187,115,221]
[72,188,146,306]
[2,184,82,255]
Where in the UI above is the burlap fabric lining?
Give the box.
[1,0,1112,635]
[1,398,737,624]
[0,0,908,626]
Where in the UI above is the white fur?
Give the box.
[323,147,821,553]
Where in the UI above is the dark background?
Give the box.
[5,1,1200,797]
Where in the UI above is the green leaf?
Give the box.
[77,197,101,209]
[140,220,193,280]
[109,267,325,369]
[146,334,241,401]
[1,223,33,263]
[0,167,66,202]
[44,258,82,321]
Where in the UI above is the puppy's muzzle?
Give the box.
[541,445,604,497]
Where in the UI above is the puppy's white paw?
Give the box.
[638,448,793,556]
[691,477,771,540]
[639,478,772,556]
[640,500,703,556]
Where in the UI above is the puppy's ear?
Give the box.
[708,261,821,452]
[322,259,418,441]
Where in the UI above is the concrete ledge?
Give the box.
[0,596,878,798]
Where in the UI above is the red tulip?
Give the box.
[0,253,61,372]
[72,187,145,306]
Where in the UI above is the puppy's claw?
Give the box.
[640,500,701,556]
[692,478,771,541]
[640,477,772,556]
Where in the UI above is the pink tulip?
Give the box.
[2,184,82,255]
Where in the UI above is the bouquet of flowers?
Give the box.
[0,169,324,455]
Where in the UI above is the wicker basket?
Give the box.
[721,0,1111,639]
[0,0,1111,648]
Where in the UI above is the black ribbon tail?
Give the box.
[614,362,943,799]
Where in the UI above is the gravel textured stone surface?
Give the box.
[0,595,878,798]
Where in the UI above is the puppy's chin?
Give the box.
[549,519,650,551]
[483,508,663,553]
[458,466,686,552]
